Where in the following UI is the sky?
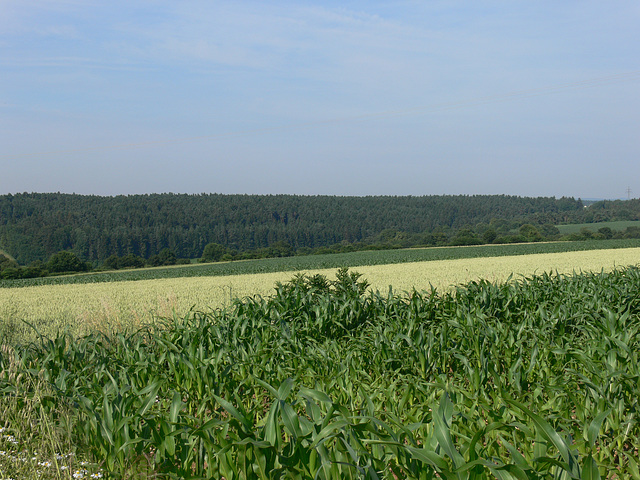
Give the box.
[1,1,639,198]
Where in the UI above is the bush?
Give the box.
[103,255,120,270]
[148,248,177,267]
[450,229,483,246]
[482,228,497,243]
[200,243,229,263]
[119,254,145,269]
[47,251,91,274]
[519,224,543,242]
[1,265,48,279]
[598,227,613,239]
[494,234,526,244]
[0,253,18,272]
[624,226,640,239]
[540,224,561,238]
[1,267,22,279]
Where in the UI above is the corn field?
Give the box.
[2,247,638,346]
[1,267,640,479]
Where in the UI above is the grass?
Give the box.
[2,266,640,478]
[556,220,640,234]
[3,238,640,288]
[0,344,104,479]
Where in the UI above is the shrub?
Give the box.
[103,255,120,270]
[46,251,90,274]
[0,253,18,272]
[148,248,177,267]
[119,254,145,269]
[200,243,229,263]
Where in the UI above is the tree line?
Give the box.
[1,193,639,270]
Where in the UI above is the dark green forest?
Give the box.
[1,192,639,265]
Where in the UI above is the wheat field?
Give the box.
[1,247,638,343]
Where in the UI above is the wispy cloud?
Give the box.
[107,3,430,69]
[0,55,155,72]
[0,0,94,33]
[37,24,80,38]
[1,0,638,197]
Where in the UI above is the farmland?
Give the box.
[3,238,640,289]
[1,242,640,479]
[2,246,639,346]
[2,261,640,478]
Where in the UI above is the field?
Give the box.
[2,264,640,478]
[2,244,640,479]
[2,246,639,345]
[556,220,640,235]
[3,238,640,288]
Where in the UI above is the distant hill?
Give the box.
[1,193,638,264]
[582,198,628,204]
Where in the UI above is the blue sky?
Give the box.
[1,1,638,198]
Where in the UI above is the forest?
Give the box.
[1,192,639,266]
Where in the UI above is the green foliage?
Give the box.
[556,220,640,235]
[0,253,18,271]
[103,254,120,270]
[46,251,90,274]
[540,223,561,238]
[624,226,640,238]
[3,192,638,264]
[103,253,146,270]
[481,227,497,243]
[450,228,483,246]
[262,240,295,258]
[0,254,23,280]
[2,267,640,478]
[519,223,543,242]
[0,257,49,280]
[149,248,177,267]
[268,268,372,339]
[0,266,47,280]
[597,226,613,239]
[0,343,104,479]
[119,253,146,269]
[4,238,640,288]
[200,242,229,263]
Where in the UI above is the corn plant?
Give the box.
[2,267,640,478]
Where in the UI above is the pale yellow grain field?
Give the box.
[1,247,638,342]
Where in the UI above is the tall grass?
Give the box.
[2,267,640,478]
